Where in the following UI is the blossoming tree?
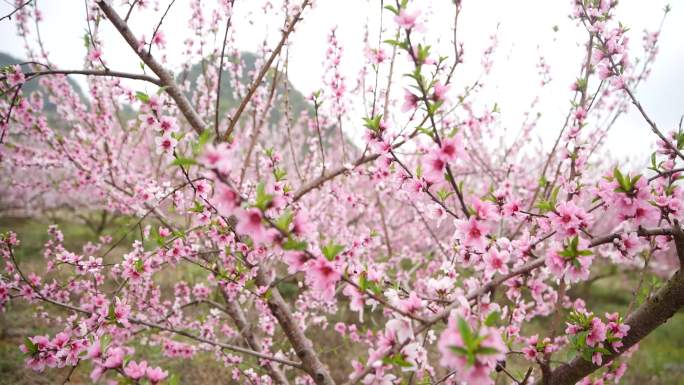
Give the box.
[1,0,683,384]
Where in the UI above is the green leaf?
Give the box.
[135,91,150,103]
[23,337,38,355]
[255,182,273,211]
[168,374,180,385]
[539,175,548,188]
[535,199,554,214]
[274,167,288,182]
[476,346,500,355]
[100,334,112,352]
[275,210,294,233]
[282,238,308,251]
[580,349,592,361]
[172,157,197,167]
[457,317,476,350]
[550,186,560,206]
[383,5,399,15]
[190,200,205,213]
[436,188,453,202]
[484,311,500,327]
[156,85,169,95]
[363,114,383,133]
[613,167,632,193]
[449,345,468,356]
[192,130,212,156]
[393,355,414,368]
[321,242,345,261]
[107,302,117,322]
[358,273,369,292]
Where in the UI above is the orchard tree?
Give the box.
[1,1,683,385]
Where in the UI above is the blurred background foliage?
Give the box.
[1,218,683,384]
[1,49,682,385]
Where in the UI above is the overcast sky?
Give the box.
[1,0,682,166]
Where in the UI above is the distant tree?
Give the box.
[0,1,682,385]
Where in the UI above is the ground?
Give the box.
[1,217,682,384]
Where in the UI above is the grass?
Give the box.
[1,218,683,384]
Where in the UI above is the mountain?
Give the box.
[181,51,310,129]
[2,51,355,156]
[1,51,309,130]
[0,52,86,112]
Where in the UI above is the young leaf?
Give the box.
[322,242,345,261]
[457,317,476,351]
[135,91,150,103]
[282,238,308,251]
[484,311,500,327]
[255,182,273,211]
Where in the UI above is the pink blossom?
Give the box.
[124,360,148,380]
[306,257,341,301]
[394,9,421,30]
[334,322,347,335]
[200,143,232,171]
[213,183,241,216]
[87,49,102,63]
[192,283,210,300]
[236,208,270,244]
[146,366,168,384]
[8,65,25,86]
[292,211,314,236]
[103,347,125,368]
[438,316,505,385]
[386,317,413,343]
[343,284,366,321]
[155,134,177,155]
[283,251,308,274]
[114,298,131,327]
[438,134,464,163]
[158,116,178,133]
[586,317,607,347]
[522,335,539,361]
[457,217,489,251]
[371,48,387,64]
[151,30,166,47]
[471,198,499,221]
[362,371,397,385]
[549,201,591,237]
[401,90,419,112]
[565,254,592,283]
[432,82,449,102]
[483,247,509,277]
[399,291,423,315]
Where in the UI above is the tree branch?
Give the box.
[5,243,301,369]
[20,69,162,86]
[220,288,291,385]
[536,224,684,385]
[0,0,32,22]
[214,0,235,137]
[224,0,310,140]
[255,268,335,385]
[95,0,207,134]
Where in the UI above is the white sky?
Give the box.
[1,0,682,165]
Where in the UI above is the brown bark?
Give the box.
[96,0,207,135]
[255,269,336,385]
[221,289,291,385]
[538,224,684,385]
